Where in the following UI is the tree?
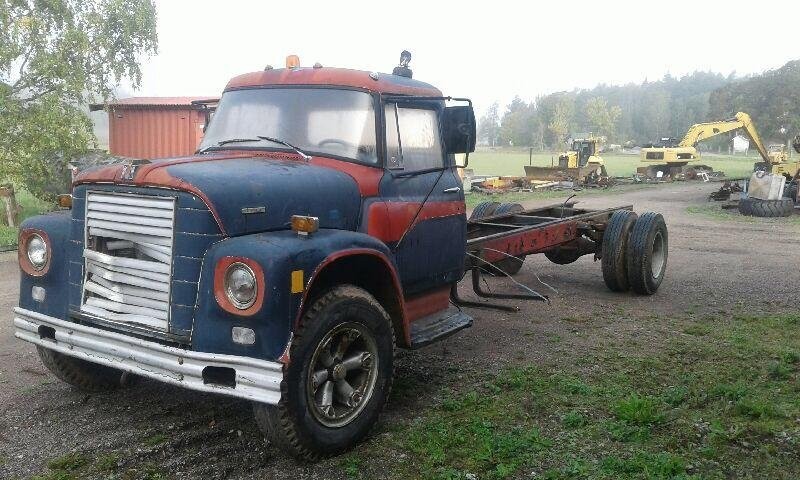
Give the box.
[477,101,501,147]
[0,0,158,200]
[547,95,574,149]
[585,96,622,139]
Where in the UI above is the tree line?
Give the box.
[479,60,800,150]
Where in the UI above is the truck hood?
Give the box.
[74,153,365,236]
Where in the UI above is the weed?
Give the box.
[47,453,90,472]
[143,433,168,447]
[661,386,689,406]
[95,453,119,472]
[561,411,587,428]
[612,394,664,426]
[339,454,362,479]
[767,361,792,380]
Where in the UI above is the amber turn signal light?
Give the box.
[56,194,72,209]
[291,215,319,235]
[286,55,300,69]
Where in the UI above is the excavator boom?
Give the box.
[678,112,771,163]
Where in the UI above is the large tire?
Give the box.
[626,212,668,295]
[37,346,124,392]
[544,248,582,265]
[601,210,638,292]
[782,184,797,203]
[469,201,501,220]
[253,286,394,461]
[738,197,793,217]
[488,203,526,275]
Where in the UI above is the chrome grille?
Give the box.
[81,192,175,331]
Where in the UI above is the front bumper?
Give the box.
[14,307,283,404]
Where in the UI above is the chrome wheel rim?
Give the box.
[307,322,378,428]
[651,231,666,279]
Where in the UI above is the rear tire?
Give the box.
[626,212,668,295]
[488,203,526,275]
[738,197,793,217]
[469,201,501,220]
[253,285,394,461]
[37,346,124,392]
[601,210,638,292]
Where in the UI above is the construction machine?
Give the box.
[525,135,608,184]
[640,112,773,178]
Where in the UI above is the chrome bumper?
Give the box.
[14,307,283,404]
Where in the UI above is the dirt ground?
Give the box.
[1,182,798,479]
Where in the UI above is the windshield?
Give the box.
[199,88,378,164]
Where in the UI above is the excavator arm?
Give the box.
[678,112,771,163]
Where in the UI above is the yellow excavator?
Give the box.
[525,135,608,184]
[639,112,795,178]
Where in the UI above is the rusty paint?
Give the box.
[226,67,442,97]
[367,201,466,242]
[403,287,451,323]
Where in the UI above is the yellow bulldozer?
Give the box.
[525,135,608,184]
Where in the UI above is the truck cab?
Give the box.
[14,57,477,459]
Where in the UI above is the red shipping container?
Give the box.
[90,97,218,160]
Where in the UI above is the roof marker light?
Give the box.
[286,55,300,69]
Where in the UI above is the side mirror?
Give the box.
[443,106,476,156]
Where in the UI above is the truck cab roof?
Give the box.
[225,67,442,97]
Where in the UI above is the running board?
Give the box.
[409,306,473,349]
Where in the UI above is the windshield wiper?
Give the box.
[256,136,311,161]
[199,136,311,161]
[198,138,260,153]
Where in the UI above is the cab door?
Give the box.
[377,101,466,295]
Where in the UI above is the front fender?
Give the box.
[18,212,72,320]
[193,229,397,361]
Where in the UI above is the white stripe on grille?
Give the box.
[82,192,175,331]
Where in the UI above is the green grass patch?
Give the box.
[687,203,800,225]
[468,148,757,179]
[143,433,168,447]
[351,312,800,479]
[465,183,655,209]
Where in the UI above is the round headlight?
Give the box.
[224,262,257,309]
[27,234,49,271]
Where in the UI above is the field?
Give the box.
[466,148,760,179]
[2,182,798,480]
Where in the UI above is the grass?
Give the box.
[467,148,759,179]
[0,187,52,247]
[686,203,800,225]
[347,312,800,479]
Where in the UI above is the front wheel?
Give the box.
[37,346,124,392]
[253,285,395,461]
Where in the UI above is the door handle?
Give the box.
[443,187,461,194]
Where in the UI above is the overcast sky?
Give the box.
[131,0,800,116]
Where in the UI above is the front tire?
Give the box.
[254,285,394,461]
[37,346,124,392]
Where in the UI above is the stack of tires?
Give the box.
[600,210,668,295]
[738,195,794,218]
[738,177,797,218]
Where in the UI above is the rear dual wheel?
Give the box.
[601,211,667,295]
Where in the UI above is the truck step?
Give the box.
[409,306,473,349]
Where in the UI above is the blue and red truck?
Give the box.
[13,55,668,460]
